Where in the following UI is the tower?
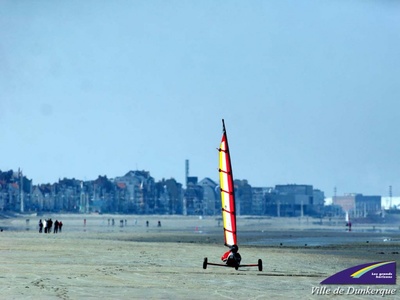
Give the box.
[19,168,24,213]
[185,159,189,188]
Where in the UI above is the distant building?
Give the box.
[183,178,203,215]
[31,186,45,211]
[381,196,400,210]
[333,194,382,218]
[251,187,269,215]
[114,170,156,214]
[198,178,218,215]
[234,179,252,215]
[155,178,183,214]
[312,189,325,216]
[264,184,317,217]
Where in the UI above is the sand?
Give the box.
[0,214,399,299]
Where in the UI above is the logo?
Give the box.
[321,261,396,285]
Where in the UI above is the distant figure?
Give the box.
[43,219,47,233]
[120,220,124,227]
[84,219,86,226]
[108,219,110,226]
[157,221,161,227]
[39,219,43,233]
[112,219,115,226]
[146,220,149,227]
[347,221,352,232]
[54,220,59,233]
[59,221,63,232]
[125,219,127,226]
[47,219,53,233]
[221,245,241,268]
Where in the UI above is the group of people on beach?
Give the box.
[38,219,63,234]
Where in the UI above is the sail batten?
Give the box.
[219,119,237,247]
[221,189,233,195]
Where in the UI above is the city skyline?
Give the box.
[1,166,395,201]
[3,167,398,217]
[1,1,399,198]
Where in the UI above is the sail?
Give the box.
[219,119,237,247]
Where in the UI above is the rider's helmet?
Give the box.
[230,244,239,253]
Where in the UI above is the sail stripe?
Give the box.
[219,119,237,247]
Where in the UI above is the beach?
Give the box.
[0,215,399,299]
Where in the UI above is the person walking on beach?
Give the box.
[54,220,59,233]
[47,219,53,234]
[221,245,241,268]
[59,221,63,232]
[43,219,47,233]
[347,221,352,232]
[38,219,43,233]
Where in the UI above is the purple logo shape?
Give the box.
[321,261,396,285]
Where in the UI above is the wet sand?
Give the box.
[0,215,399,299]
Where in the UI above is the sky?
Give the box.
[1,1,400,197]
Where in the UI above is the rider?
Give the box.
[221,244,241,267]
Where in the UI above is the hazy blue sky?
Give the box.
[1,1,399,197]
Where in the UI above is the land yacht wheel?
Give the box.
[203,257,208,269]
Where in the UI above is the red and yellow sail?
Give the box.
[219,119,237,247]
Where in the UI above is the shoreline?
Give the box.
[2,214,400,245]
